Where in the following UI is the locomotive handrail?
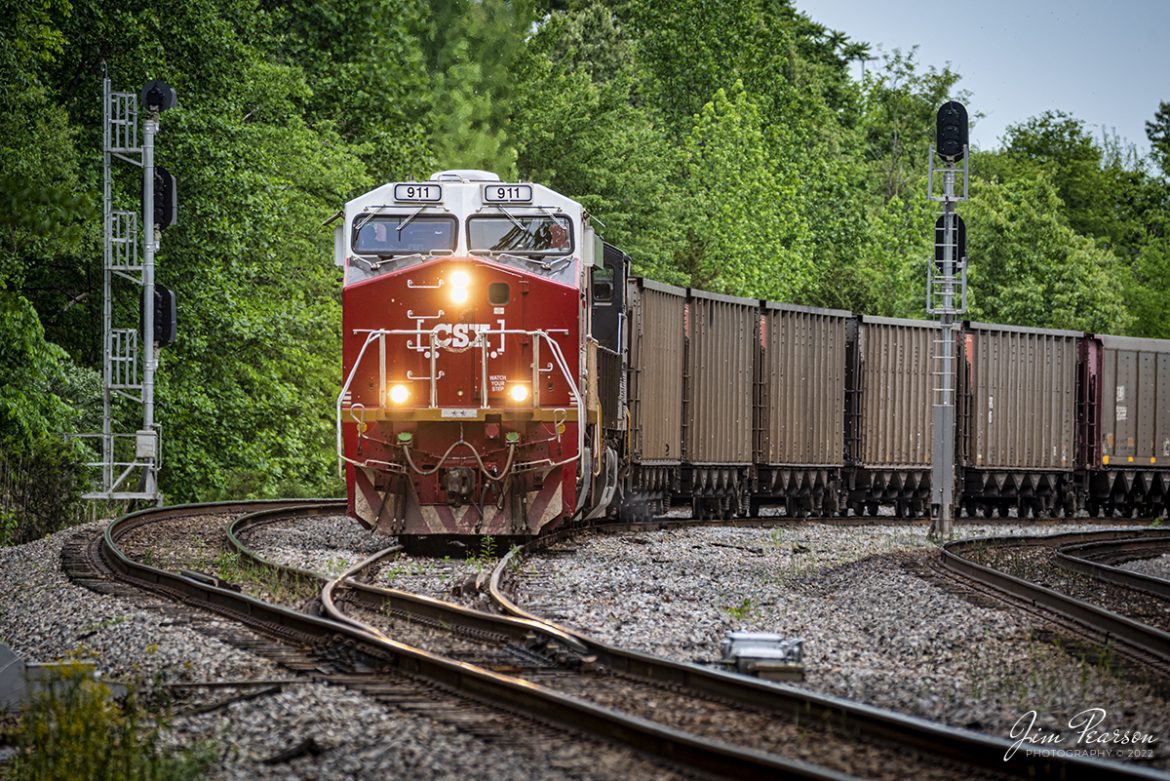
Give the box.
[337,326,585,480]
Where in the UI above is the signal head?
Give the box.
[936,101,968,163]
[140,80,177,113]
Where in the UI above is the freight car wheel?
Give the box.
[865,502,879,517]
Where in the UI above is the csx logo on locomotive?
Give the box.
[411,320,505,353]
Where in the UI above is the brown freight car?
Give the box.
[754,302,850,516]
[624,278,686,514]
[1084,334,1170,516]
[684,288,758,518]
[846,315,936,516]
[957,321,1081,517]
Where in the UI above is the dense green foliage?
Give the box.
[2,0,1167,531]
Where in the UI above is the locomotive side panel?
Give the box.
[685,289,756,465]
[963,322,1079,470]
[627,279,685,462]
[758,303,849,467]
[856,316,935,468]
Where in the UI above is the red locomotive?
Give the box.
[334,171,623,542]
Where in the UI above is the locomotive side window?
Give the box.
[488,282,510,305]
[352,215,456,256]
[468,215,572,255]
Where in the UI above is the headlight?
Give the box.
[508,384,530,403]
[388,383,410,404]
[449,269,471,304]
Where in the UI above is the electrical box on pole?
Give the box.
[76,71,177,503]
[926,100,970,543]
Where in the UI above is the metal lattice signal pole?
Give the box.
[83,73,172,502]
[928,101,970,542]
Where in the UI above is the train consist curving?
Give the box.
[335,171,1170,541]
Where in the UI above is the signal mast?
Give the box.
[927,101,969,541]
[81,73,178,502]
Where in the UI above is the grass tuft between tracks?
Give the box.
[212,550,316,604]
[4,662,214,781]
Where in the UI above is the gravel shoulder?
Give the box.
[0,522,676,780]
[1121,553,1170,581]
[513,521,1170,769]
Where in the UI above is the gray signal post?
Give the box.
[141,99,159,497]
[82,74,175,502]
[927,101,969,542]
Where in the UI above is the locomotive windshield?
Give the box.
[352,214,456,256]
[468,215,572,255]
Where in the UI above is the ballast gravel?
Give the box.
[513,521,1170,768]
[244,513,499,608]
[6,513,1170,777]
[0,522,676,780]
[1121,553,1170,581]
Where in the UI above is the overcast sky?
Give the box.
[794,0,1170,156]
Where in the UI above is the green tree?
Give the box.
[1126,236,1170,338]
[424,0,537,175]
[512,1,681,276]
[676,83,812,299]
[1147,101,1170,177]
[261,0,434,181]
[1000,111,1148,257]
[622,0,863,132]
[966,174,1130,333]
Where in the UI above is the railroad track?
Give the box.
[485,522,1170,780]
[66,501,741,779]
[62,502,1168,780]
[1056,535,1170,600]
[67,501,840,779]
[939,529,1170,675]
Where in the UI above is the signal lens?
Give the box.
[509,384,530,403]
[389,383,410,404]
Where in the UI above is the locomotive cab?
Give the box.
[336,171,621,542]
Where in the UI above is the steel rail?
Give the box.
[941,530,1170,666]
[98,501,855,781]
[1055,535,1170,600]
[226,504,590,655]
[489,525,1169,781]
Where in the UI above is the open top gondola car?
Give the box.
[334,171,622,543]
